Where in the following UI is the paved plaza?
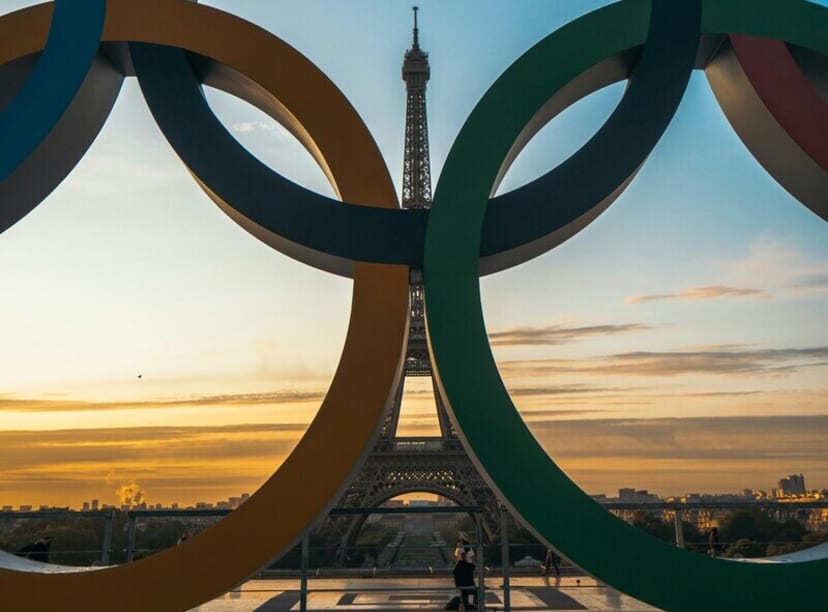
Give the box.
[192,576,660,612]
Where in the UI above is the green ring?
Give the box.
[423,1,828,610]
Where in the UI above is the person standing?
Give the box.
[707,527,720,557]
[453,551,478,610]
[454,532,474,563]
[542,547,561,576]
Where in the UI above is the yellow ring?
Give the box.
[0,1,408,609]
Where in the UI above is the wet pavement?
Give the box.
[191,575,660,611]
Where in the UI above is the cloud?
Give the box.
[626,285,770,304]
[65,148,183,196]
[3,416,827,504]
[678,390,762,398]
[726,236,828,298]
[530,414,828,462]
[172,390,325,406]
[516,408,612,419]
[0,423,309,506]
[499,345,828,377]
[230,121,276,133]
[791,273,828,291]
[488,323,651,346]
[500,387,761,410]
[528,414,828,496]
[228,121,295,145]
[508,385,644,397]
[0,425,306,480]
[0,390,326,413]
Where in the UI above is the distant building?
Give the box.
[618,488,636,502]
[778,474,806,496]
[91,499,99,511]
[618,488,658,503]
[82,502,90,511]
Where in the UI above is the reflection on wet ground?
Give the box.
[192,575,661,611]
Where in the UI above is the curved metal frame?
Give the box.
[423,1,828,610]
[0,0,826,610]
[0,2,409,609]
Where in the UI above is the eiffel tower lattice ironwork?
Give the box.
[324,7,500,563]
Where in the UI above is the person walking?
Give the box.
[542,547,561,576]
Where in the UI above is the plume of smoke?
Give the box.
[115,482,146,508]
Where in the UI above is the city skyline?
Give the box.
[5,470,825,514]
[2,0,828,508]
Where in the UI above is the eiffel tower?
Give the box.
[324,7,500,564]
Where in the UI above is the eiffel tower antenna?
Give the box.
[401,5,431,210]
[324,7,500,564]
[412,5,420,48]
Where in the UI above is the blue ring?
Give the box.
[0,0,105,180]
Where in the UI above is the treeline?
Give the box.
[3,508,826,568]
[631,509,828,558]
[0,512,195,566]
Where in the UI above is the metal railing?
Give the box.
[3,500,827,611]
[0,509,116,565]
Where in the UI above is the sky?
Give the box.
[1,0,827,509]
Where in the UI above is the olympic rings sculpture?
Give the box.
[0,0,826,610]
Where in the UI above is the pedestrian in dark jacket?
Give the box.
[453,551,477,609]
[707,527,720,557]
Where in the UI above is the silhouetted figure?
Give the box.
[542,547,561,576]
[452,551,477,610]
[707,527,720,557]
[454,532,474,563]
[16,535,52,563]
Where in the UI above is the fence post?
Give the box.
[300,532,309,612]
[101,510,113,565]
[475,510,485,612]
[127,514,137,562]
[500,504,511,612]
[673,510,685,548]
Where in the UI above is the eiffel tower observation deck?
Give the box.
[321,7,500,565]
